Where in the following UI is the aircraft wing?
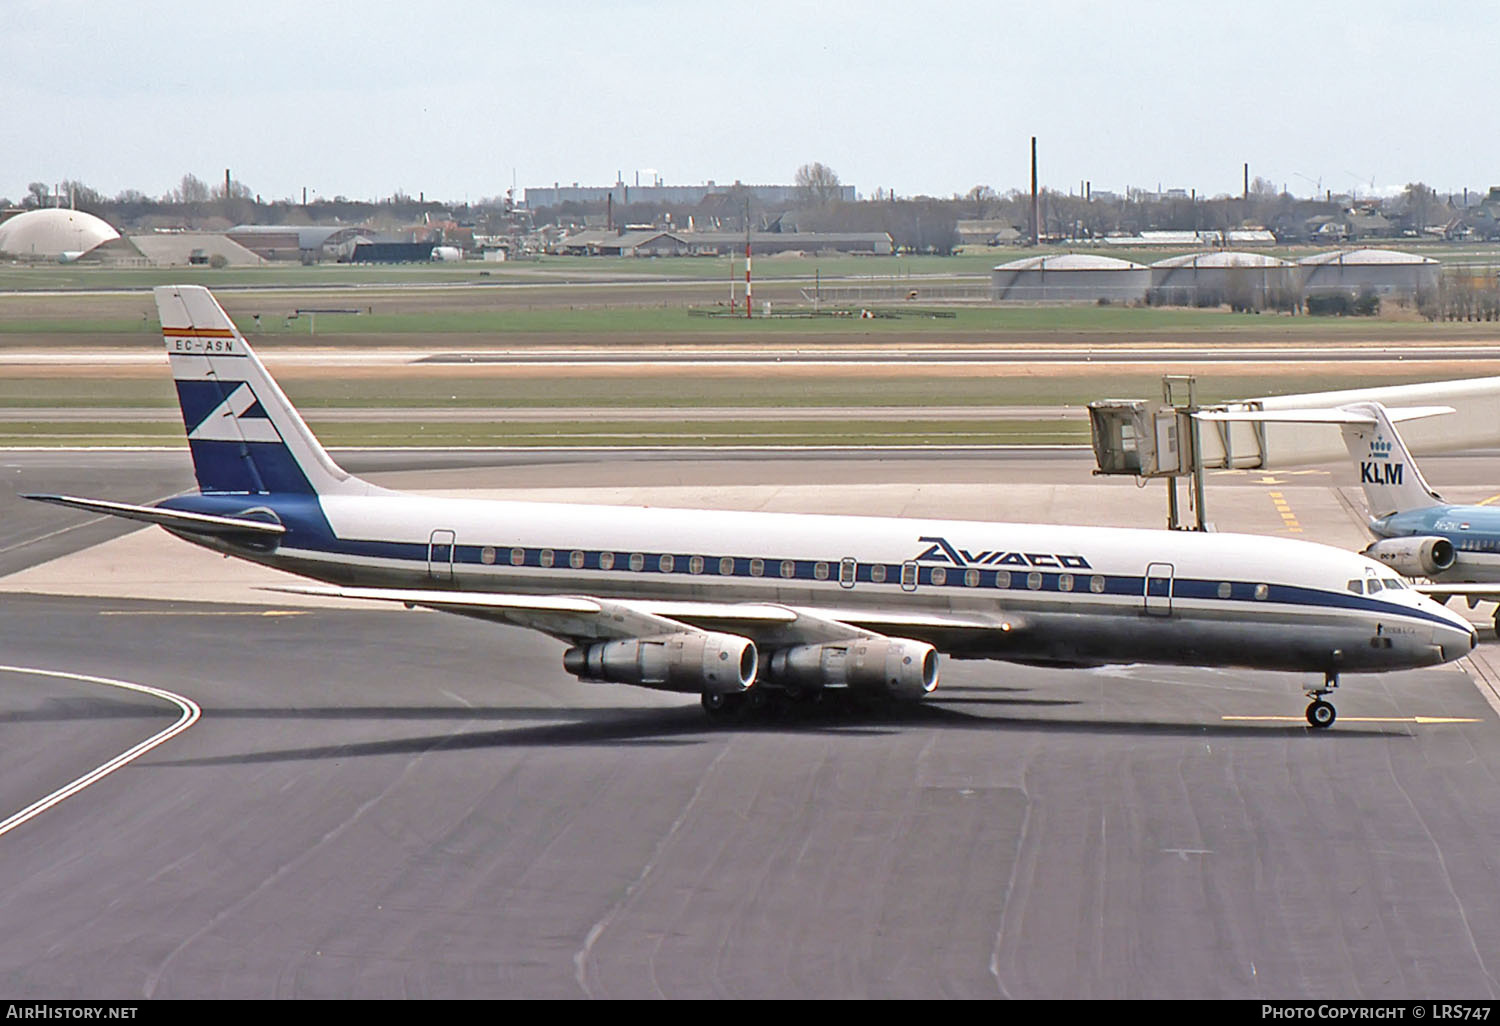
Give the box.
[268,584,1016,649]
[22,493,286,539]
[1195,405,1454,424]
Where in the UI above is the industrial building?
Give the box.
[1298,248,1440,298]
[0,208,120,260]
[526,181,855,208]
[990,253,1150,302]
[1148,251,1295,307]
[554,228,893,257]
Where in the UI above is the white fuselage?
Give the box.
[182,489,1478,675]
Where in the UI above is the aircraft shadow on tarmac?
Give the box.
[147,697,1400,768]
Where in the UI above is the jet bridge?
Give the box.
[1089,373,1500,530]
[1088,376,1232,532]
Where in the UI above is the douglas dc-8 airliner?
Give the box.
[24,286,1477,728]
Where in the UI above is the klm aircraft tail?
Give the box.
[1198,400,1449,520]
[157,285,364,496]
[1334,401,1445,519]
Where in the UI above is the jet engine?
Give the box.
[1362,537,1456,577]
[767,637,939,700]
[563,631,756,695]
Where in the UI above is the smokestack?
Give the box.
[1244,163,1249,200]
[225,168,231,202]
[1030,136,1039,247]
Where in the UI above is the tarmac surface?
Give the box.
[2,446,1500,999]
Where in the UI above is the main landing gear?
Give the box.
[701,687,830,724]
[1304,671,1339,729]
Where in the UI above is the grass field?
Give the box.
[4,240,1499,293]
[5,257,1500,447]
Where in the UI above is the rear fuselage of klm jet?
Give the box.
[1374,505,1500,578]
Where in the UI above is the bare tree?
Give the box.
[170,173,211,204]
[59,180,104,209]
[963,185,999,217]
[795,162,843,206]
[1403,181,1438,234]
[25,182,50,208]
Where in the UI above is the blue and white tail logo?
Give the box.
[1339,403,1440,518]
[155,285,361,497]
[179,381,280,443]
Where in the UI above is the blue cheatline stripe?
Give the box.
[158,492,1459,632]
[273,533,1462,633]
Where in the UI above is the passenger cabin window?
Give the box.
[1058,573,1073,592]
[931,567,947,586]
[570,550,585,569]
[750,559,764,577]
[1090,575,1106,594]
[599,551,616,571]
[870,564,887,583]
[720,557,735,576]
[995,570,1012,589]
[689,556,704,575]
[1218,582,1232,599]
[814,562,830,581]
[1254,583,1269,600]
[965,569,980,588]
[1026,572,1043,590]
[780,560,796,579]
[629,553,645,571]
[539,549,554,568]
[659,554,674,573]
[510,547,526,566]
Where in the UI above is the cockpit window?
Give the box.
[1347,580,1363,595]
[1367,580,1383,593]
[1382,579,1404,590]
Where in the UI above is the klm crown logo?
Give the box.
[1369,436,1393,458]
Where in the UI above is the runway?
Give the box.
[2,448,1499,998]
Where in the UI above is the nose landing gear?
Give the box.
[1305,671,1339,729]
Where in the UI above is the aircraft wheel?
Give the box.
[701,692,743,723]
[1306,700,1336,730]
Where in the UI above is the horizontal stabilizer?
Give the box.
[1196,405,1454,425]
[22,493,286,537]
[1412,582,1500,599]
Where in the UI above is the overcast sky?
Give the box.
[3,1,1494,206]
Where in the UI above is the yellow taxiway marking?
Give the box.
[1267,490,1303,534]
[1223,715,1483,724]
[1476,493,1500,507]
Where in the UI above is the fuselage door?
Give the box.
[1143,561,1174,616]
[839,557,857,589]
[428,529,456,580]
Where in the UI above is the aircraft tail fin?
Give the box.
[156,285,365,497]
[1198,401,1446,518]
[1334,401,1445,518]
